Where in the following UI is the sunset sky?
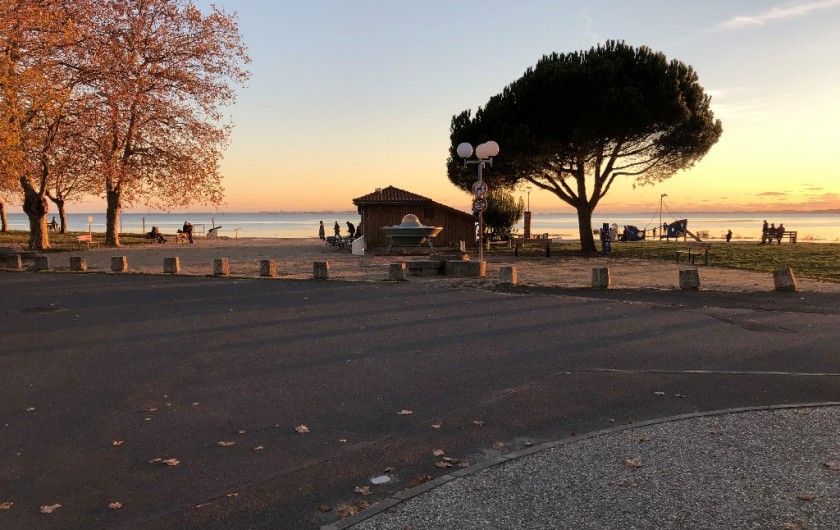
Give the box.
[118,1,840,214]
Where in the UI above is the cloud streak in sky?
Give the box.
[720,0,840,29]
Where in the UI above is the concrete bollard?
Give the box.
[3,254,22,270]
[313,261,330,280]
[773,267,798,292]
[163,257,180,274]
[679,268,700,290]
[591,267,610,289]
[260,259,276,277]
[499,266,518,286]
[111,256,128,272]
[388,262,407,281]
[213,258,229,276]
[70,256,87,272]
[32,256,49,271]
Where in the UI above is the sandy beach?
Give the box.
[47,236,840,294]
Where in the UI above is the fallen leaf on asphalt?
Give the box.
[458,461,470,468]
[797,493,815,502]
[398,410,413,415]
[632,436,650,444]
[338,438,347,443]
[236,429,246,434]
[294,424,309,433]
[217,441,236,447]
[675,394,687,398]
[162,458,180,466]
[432,449,445,457]
[431,423,441,430]
[710,429,723,436]
[144,417,152,421]
[492,442,505,450]
[442,456,459,463]
[472,420,485,426]
[407,475,434,488]
[353,486,372,496]
[608,418,615,423]
[253,445,264,451]
[318,505,332,513]
[524,441,533,447]
[25,407,36,412]
[108,502,123,510]
[624,458,643,468]
[226,493,238,498]
[337,501,369,519]
[781,522,804,530]
[824,461,840,471]
[383,466,395,473]
[111,440,124,446]
[654,392,666,396]
[39,504,61,514]
[192,402,199,406]
[146,407,157,412]
[434,461,452,468]
[149,458,162,463]
[0,502,12,510]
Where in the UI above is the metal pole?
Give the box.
[477,162,484,263]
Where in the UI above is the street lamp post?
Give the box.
[457,141,499,263]
[525,186,532,212]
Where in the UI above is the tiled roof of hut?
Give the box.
[352,186,433,204]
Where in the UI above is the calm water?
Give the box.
[5,211,839,242]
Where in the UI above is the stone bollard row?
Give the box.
[260,259,276,278]
[32,256,49,271]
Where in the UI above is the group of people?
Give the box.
[147,221,194,244]
[760,220,786,245]
[318,220,361,240]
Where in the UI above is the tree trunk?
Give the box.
[105,189,121,246]
[576,204,597,253]
[0,196,8,232]
[21,179,49,250]
[55,198,68,234]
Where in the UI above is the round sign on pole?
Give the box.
[472,197,488,212]
[471,181,488,197]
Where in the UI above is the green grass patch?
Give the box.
[491,240,840,283]
[0,230,149,251]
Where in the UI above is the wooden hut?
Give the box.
[353,186,476,249]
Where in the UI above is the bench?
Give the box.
[779,231,797,244]
[676,243,710,265]
[76,234,100,248]
[405,260,443,276]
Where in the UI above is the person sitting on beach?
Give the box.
[149,226,166,244]
[182,221,194,243]
[775,223,785,244]
[354,224,362,238]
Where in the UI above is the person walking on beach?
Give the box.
[182,221,194,243]
[318,221,325,240]
[761,220,768,244]
[725,229,732,242]
[346,221,355,238]
[333,221,340,238]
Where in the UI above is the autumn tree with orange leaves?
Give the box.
[1,0,249,249]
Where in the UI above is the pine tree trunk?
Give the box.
[21,179,49,250]
[105,189,121,246]
[576,204,597,253]
[0,196,8,232]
